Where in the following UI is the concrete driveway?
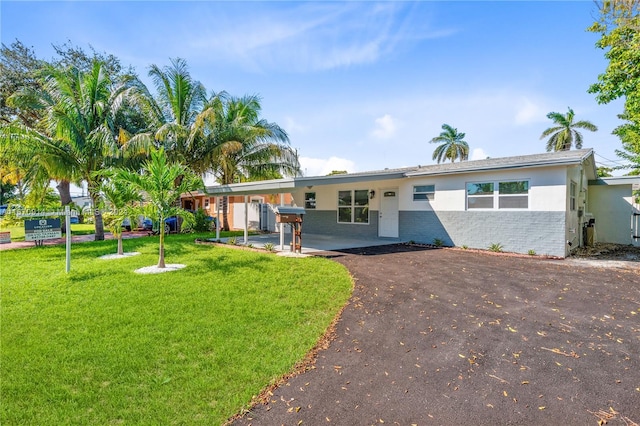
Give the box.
[232,245,640,425]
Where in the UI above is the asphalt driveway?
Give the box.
[232,245,639,425]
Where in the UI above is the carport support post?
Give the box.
[244,195,248,245]
[215,196,220,240]
[279,193,285,250]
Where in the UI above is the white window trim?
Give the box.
[413,184,435,201]
[570,181,577,211]
[337,189,370,225]
[466,180,530,210]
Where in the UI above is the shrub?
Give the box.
[488,243,503,252]
[433,238,445,247]
[264,242,275,252]
[227,237,237,245]
[461,245,468,250]
[193,208,212,233]
[528,249,536,256]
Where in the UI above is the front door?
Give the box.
[378,188,399,238]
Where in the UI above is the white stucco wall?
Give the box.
[291,178,406,212]
[588,183,634,244]
[292,166,571,213]
[565,165,589,249]
[400,166,568,212]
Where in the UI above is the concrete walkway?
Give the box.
[0,231,401,253]
[223,232,404,254]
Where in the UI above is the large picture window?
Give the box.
[467,180,529,210]
[338,190,369,223]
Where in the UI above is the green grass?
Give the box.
[0,223,95,241]
[0,233,352,424]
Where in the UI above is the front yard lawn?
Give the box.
[0,233,352,424]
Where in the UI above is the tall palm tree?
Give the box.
[37,61,140,240]
[429,124,469,164]
[4,60,140,240]
[540,107,598,152]
[123,58,207,166]
[192,94,300,230]
[115,148,202,268]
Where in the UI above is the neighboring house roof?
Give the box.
[588,176,640,187]
[205,149,597,196]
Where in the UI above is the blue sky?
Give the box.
[1,1,627,177]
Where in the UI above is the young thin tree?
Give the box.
[100,177,142,256]
[540,107,598,152]
[429,124,469,164]
[115,148,202,268]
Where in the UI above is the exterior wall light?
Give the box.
[369,190,375,199]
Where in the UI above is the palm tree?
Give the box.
[4,60,140,240]
[429,124,469,163]
[115,148,202,268]
[192,94,300,230]
[99,176,142,255]
[122,58,207,165]
[540,107,598,152]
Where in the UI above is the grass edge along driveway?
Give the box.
[0,233,353,425]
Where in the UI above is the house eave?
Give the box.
[204,170,409,196]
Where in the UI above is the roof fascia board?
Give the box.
[405,160,581,178]
[204,171,407,196]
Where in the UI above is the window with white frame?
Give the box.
[305,192,316,209]
[338,190,369,223]
[204,197,210,209]
[413,185,435,201]
[570,181,577,211]
[498,181,529,209]
[467,180,529,210]
[467,182,495,209]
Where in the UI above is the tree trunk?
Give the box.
[158,225,166,268]
[117,233,123,256]
[222,195,230,231]
[56,180,72,205]
[57,180,72,234]
[88,183,104,241]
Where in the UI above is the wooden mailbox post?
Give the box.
[275,206,305,253]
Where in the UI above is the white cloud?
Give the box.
[470,148,489,161]
[299,156,356,177]
[185,2,455,72]
[514,97,547,125]
[371,114,397,139]
[283,116,306,135]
